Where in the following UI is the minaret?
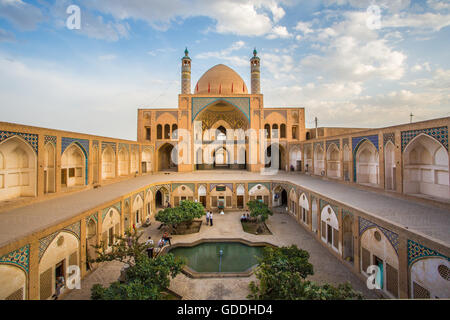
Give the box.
[250,48,260,94]
[181,47,191,94]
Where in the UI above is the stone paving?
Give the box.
[0,171,448,248]
[63,209,379,300]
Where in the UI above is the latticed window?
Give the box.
[361,247,371,273]
[250,196,255,202]
[413,282,430,299]
[174,196,179,207]
[40,268,53,300]
[386,263,398,298]
[264,196,269,205]
[212,196,217,207]
[333,228,339,249]
[6,287,23,300]
[226,196,232,207]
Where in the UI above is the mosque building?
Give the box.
[0,49,448,300]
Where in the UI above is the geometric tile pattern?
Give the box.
[38,221,81,261]
[407,239,449,266]
[102,201,122,220]
[102,141,117,153]
[352,135,379,152]
[248,182,271,192]
[272,182,293,193]
[44,135,57,146]
[383,132,395,146]
[210,183,233,192]
[359,216,399,255]
[401,126,448,151]
[342,210,354,221]
[150,184,171,194]
[85,212,98,224]
[0,245,30,273]
[0,131,38,154]
[171,183,195,193]
[192,97,251,123]
[326,139,340,149]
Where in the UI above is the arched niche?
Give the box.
[101,146,116,180]
[43,142,56,193]
[101,208,121,250]
[403,134,449,199]
[355,140,379,186]
[290,147,302,171]
[0,136,37,201]
[249,184,270,205]
[0,264,26,300]
[384,141,396,190]
[299,193,309,224]
[320,205,339,252]
[39,231,79,300]
[141,148,153,174]
[360,227,399,298]
[132,195,144,226]
[326,143,341,178]
[173,184,194,206]
[118,148,129,176]
[61,143,86,188]
[410,257,450,299]
[314,144,325,176]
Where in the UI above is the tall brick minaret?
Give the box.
[250,48,260,94]
[181,48,191,94]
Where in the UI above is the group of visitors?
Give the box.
[205,211,214,226]
[145,232,172,259]
[240,211,251,222]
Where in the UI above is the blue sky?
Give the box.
[0,0,449,140]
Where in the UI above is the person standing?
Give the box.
[53,275,65,300]
[145,236,154,258]
[206,211,210,226]
[210,212,213,226]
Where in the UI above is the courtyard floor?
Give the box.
[63,209,379,300]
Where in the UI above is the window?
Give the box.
[272,124,279,138]
[108,227,114,246]
[157,125,162,140]
[280,124,286,138]
[69,168,75,177]
[146,127,151,140]
[164,124,170,139]
[264,124,271,138]
[292,126,298,139]
[172,124,178,139]
[76,168,82,177]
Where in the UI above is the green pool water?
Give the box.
[169,242,265,273]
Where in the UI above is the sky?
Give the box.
[0,0,449,140]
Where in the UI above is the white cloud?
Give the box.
[294,21,314,34]
[383,13,450,32]
[267,25,292,39]
[195,41,248,67]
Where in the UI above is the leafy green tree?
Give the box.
[90,229,185,300]
[247,200,273,223]
[155,200,205,234]
[248,245,363,300]
[91,254,185,300]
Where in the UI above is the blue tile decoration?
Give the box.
[102,141,117,153]
[352,135,379,152]
[401,126,448,151]
[0,245,30,273]
[210,183,233,192]
[296,188,309,198]
[272,182,293,193]
[407,239,449,266]
[352,135,379,182]
[359,217,399,255]
[39,221,81,261]
[102,202,122,220]
[383,132,395,147]
[44,135,57,146]
[248,182,270,192]
[172,183,195,193]
[326,139,340,149]
[61,137,89,185]
[192,97,250,123]
[85,212,98,224]
[0,130,38,154]
[342,210,354,221]
[150,184,171,194]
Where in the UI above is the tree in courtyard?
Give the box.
[248,245,363,300]
[90,229,185,300]
[155,200,205,234]
[247,200,273,223]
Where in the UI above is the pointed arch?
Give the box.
[118,147,129,176]
[354,139,379,185]
[327,143,341,178]
[102,146,116,180]
[0,135,37,201]
[0,264,27,300]
[321,205,339,252]
[43,142,56,193]
[403,133,449,198]
[314,144,325,176]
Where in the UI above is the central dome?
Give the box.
[195,64,248,95]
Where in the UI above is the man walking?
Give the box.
[210,211,213,226]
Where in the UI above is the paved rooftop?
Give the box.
[0,171,449,248]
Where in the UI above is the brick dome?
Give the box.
[195,64,248,95]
